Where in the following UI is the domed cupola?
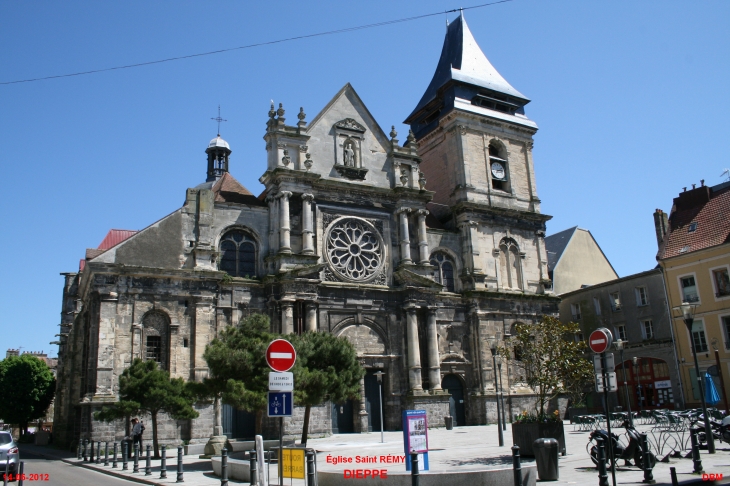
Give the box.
[206,134,231,182]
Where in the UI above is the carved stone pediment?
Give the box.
[335,118,366,133]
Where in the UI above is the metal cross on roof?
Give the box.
[211,105,227,135]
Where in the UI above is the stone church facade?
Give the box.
[54,14,560,447]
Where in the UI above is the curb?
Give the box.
[27,449,172,486]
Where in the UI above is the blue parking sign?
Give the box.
[268,391,293,417]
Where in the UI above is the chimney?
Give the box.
[653,209,669,248]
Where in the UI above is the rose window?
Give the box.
[325,218,384,282]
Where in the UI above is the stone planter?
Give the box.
[511,422,565,457]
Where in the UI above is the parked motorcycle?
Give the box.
[587,420,656,470]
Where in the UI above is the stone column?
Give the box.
[267,194,279,255]
[278,191,292,254]
[357,374,369,432]
[301,194,315,255]
[281,301,294,334]
[426,306,442,391]
[397,207,412,265]
[416,209,430,264]
[405,303,423,391]
[305,302,317,332]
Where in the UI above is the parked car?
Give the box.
[0,431,19,480]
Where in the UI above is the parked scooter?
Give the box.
[587,420,656,470]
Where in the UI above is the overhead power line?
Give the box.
[1,0,513,86]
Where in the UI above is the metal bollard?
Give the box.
[306,450,316,486]
[249,450,257,486]
[104,441,109,466]
[176,445,184,483]
[133,443,140,473]
[89,439,94,463]
[112,442,118,468]
[596,438,609,486]
[221,448,229,486]
[511,445,523,486]
[77,442,82,460]
[17,462,23,486]
[160,445,167,479]
[410,452,419,486]
[4,457,9,486]
[145,444,152,475]
[96,441,101,464]
[670,466,678,486]
[640,433,655,484]
[122,441,128,470]
[689,428,703,474]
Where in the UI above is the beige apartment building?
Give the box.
[655,180,730,410]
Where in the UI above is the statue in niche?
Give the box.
[343,140,356,167]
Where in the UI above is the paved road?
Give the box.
[9,450,133,486]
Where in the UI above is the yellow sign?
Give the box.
[281,448,305,479]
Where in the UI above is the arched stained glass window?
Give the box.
[430,252,456,292]
[219,230,257,278]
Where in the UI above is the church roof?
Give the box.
[407,13,529,121]
[211,172,264,206]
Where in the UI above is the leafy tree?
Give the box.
[95,359,199,458]
[502,316,592,417]
[0,354,55,435]
[203,313,274,434]
[291,331,364,445]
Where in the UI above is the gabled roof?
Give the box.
[545,226,578,273]
[657,181,730,260]
[211,172,265,206]
[407,13,528,121]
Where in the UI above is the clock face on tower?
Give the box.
[491,162,506,180]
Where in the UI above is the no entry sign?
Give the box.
[588,328,613,354]
[266,339,297,372]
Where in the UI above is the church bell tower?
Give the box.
[206,135,231,182]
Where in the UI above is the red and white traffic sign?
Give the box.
[588,328,613,354]
[266,339,297,372]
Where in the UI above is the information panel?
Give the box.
[402,410,429,471]
[281,448,305,479]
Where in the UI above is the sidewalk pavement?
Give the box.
[19,421,730,485]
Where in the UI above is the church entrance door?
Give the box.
[331,400,355,433]
[364,371,383,432]
[442,374,466,426]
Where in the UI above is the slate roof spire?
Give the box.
[405,13,533,138]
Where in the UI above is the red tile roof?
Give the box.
[657,181,730,260]
[212,172,265,206]
[99,229,138,250]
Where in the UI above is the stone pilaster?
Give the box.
[397,207,412,265]
[281,301,294,334]
[458,220,482,275]
[405,302,423,392]
[416,209,430,264]
[95,293,118,397]
[426,306,441,391]
[193,298,214,382]
[305,302,317,332]
[301,194,315,255]
[267,194,279,255]
[357,374,369,432]
[278,191,292,254]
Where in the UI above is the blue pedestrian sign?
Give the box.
[268,391,293,417]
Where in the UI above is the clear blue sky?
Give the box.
[1,1,728,357]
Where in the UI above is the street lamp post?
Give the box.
[632,356,643,416]
[497,357,506,431]
[374,371,385,444]
[614,339,633,427]
[681,302,716,454]
[489,338,504,447]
